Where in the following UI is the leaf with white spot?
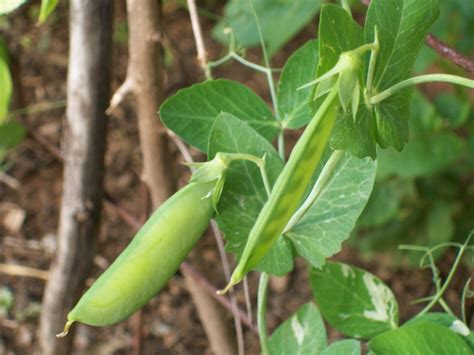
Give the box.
[268,303,327,355]
[405,313,474,350]
[310,262,398,339]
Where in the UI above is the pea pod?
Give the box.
[58,180,216,336]
[221,88,340,292]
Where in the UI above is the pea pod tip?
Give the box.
[217,275,241,295]
[56,319,74,338]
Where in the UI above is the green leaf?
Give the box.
[320,339,361,355]
[208,113,293,275]
[316,4,364,76]
[357,179,402,228]
[368,322,472,355]
[310,262,399,339]
[434,93,471,129]
[213,0,322,57]
[365,0,439,150]
[330,105,376,159]
[0,0,28,14]
[405,313,474,350]
[38,0,59,23]
[268,303,327,355]
[0,39,12,123]
[278,39,319,129]
[365,0,439,91]
[285,154,376,268]
[316,4,377,158]
[377,133,465,179]
[160,79,278,152]
[0,121,25,157]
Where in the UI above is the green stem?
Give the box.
[222,153,272,196]
[230,52,269,73]
[364,26,379,108]
[417,232,473,317]
[341,0,352,16]
[207,52,233,68]
[370,74,474,105]
[247,0,280,120]
[439,298,455,316]
[461,277,472,324]
[283,150,344,233]
[277,131,285,161]
[257,272,270,355]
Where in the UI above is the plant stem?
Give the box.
[417,232,473,317]
[278,130,285,160]
[222,153,271,196]
[247,0,280,120]
[283,150,344,233]
[461,277,472,324]
[370,74,474,105]
[257,272,270,355]
[341,0,352,16]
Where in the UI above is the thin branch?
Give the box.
[106,77,135,115]
[187,0,211,79]
[0,171,20,190]
[426,34,474,74]
[0,263,49,281]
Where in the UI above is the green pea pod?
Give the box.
[59,180,216,336]
[221,89,340,293]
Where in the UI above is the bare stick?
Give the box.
[187,0,211,79]
[0,263,49,281]
[39,1,113,354]
[425,34,474,74]
[0,172,20,190]
[106,77,135,114]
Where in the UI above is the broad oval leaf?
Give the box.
[277,39,319,129]
[405,313,474,350]
[315,4,378,158]
[310,262,398,339]
[365,0,440,91]
[320,339,361,355]
[213,0,322,57]
[268,303,326,355]
[365,0,440,151]
[208,113,293,275]
[285,154,376,268]
[368,322,471,355]
[160,79,278,152]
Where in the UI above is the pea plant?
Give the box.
[59,0,474,353]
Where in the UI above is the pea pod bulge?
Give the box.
[58,180,216,336]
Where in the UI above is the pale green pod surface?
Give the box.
[65,181,215,329]
[223,89,340,292]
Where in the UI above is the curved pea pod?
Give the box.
[221,89,340,293]
[58,180,216,336]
